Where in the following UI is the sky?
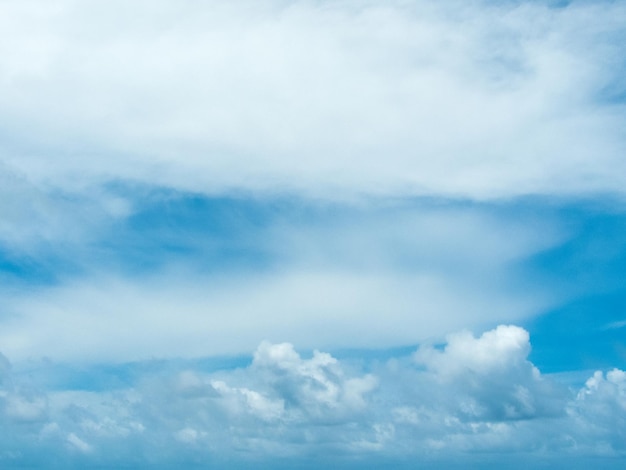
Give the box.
[0,0,626,468]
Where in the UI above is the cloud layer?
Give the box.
[1,325,625,468]
[1,0,625,199]
[1,2,625,466]
[0,197,563,361]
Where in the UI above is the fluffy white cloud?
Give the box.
[415,325,533,377]
[250,341,377,421]
[413,325,564,421]
[569,368,626,453]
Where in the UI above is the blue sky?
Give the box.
[1,0,626,468]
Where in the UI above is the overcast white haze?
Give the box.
[1,0,626,468]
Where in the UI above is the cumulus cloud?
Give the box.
[413,325,564,421]
[0,325,625,467]
[250,341,377,421]
[570,368,626,453]
[415,325,534,377]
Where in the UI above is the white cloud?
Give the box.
[412,325,564,421]
[210,379,285,422]
[0,266,553,362]
[0,0,624,200]
[415,325,533,378]
[0,202,563,362]
[1,326,626,466]
[0,0,623,466]
[569,368,626,453]
[250,341,377,420]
